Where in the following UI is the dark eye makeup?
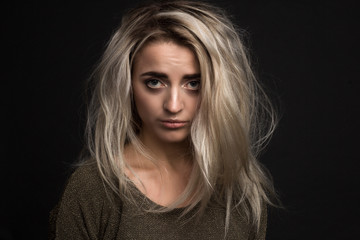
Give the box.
[144,78,201,91]
[145,79,165,89]
[185,80,201,90]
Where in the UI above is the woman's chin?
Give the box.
[156,131,190,144]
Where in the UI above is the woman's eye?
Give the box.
[184,80,201,90]
[146,79,165,89]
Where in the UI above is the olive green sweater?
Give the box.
[50,164,267,239]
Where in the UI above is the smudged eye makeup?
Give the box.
[145,79,166,89]
[145,79,200,91]
[184,80,201,90]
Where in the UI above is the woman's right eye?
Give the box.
[145,79,165,89]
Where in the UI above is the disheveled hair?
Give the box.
[84,0,277,235]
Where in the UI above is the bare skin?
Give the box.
[124,41,200,207]
[124,144,193,207]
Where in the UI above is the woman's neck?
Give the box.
[136,131,192,170]
[123,135,194,207]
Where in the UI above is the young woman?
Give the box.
[50,1,277,239]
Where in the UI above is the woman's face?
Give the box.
[132,41,200,144]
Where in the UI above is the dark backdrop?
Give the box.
[3,0,359,239]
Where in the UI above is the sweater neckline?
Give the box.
[125,178,198,213]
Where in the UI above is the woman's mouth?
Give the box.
[160,120,188,129]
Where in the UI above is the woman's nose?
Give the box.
[163,87,184,114]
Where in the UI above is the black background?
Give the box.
[3,0,359,239]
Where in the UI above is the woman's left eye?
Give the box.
[184,80,201,90]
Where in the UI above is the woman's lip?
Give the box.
[160,120,188,129]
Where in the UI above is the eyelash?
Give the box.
[184,80,201,90]
[145,79,201,91]
[145,79,165,89]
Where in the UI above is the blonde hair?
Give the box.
[85,0,277,235]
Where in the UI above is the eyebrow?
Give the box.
[140,71,201,80]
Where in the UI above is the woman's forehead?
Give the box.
[133,41,200,74]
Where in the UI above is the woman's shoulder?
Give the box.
[50,162,122,239]
[62,162,105,199]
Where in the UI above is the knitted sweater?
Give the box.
[50,164,267,239]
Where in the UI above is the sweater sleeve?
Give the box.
[49,164,121,240]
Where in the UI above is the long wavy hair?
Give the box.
[84,0,277,234]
